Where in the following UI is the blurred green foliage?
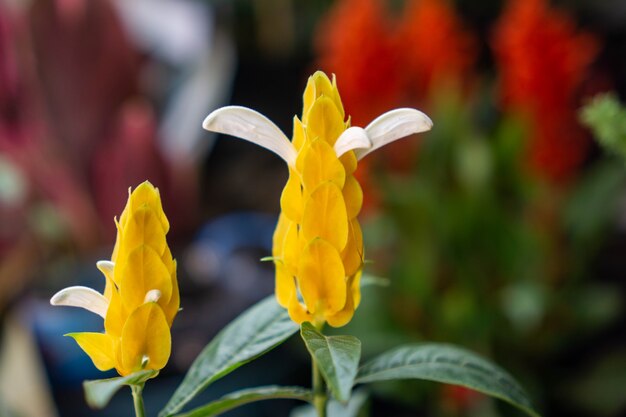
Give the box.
[563,348,626,417]
[337,88,626,416]
[580,93,626,160]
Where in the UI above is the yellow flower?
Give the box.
[51,181,179,376]
[203,71,432,327]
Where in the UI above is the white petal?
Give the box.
[50,286,109,319]
[96,260,114,277]
[334,127,372,158]
[203,106,297,166]
[144,289,162,303]
[355,108,433,160]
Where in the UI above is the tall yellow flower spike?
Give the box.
[51,181,179,375]
[203,71,432,327]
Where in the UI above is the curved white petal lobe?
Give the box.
[96,260,114,277]
[334,126,372,158]
[356,108,433,160]
[203,106,297,166]
[50,286,109,319]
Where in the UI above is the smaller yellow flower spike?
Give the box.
[202,71,432,328]
[51,181,179,376]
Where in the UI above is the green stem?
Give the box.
[131,384,146,417]
[312,357,327,417]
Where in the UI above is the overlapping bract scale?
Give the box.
[273,71,364,327]
[63,181,178,376]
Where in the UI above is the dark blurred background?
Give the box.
[1,0,625,416]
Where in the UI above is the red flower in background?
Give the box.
[316,0,402,212]
[316,0,475,125]
[441,384,483,413]
[397,0,476,101]
[492,0,598,183]
[316,0,477,211]
[316,0,400,127]
[387,0,477,174]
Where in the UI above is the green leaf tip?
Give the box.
[300,322,361,402]
[83,369,158,410]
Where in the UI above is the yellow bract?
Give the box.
[69,181,179,376]
[273,71,364,327]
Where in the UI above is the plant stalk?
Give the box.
[131,384,146,417]
[312,358,327,417]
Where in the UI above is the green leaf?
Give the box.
[174,386,311,417]
[83,369,157,409]
[355,344,540,417]
[290,388,368,417]
[159,296,299,417]
[300,322,361,402]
